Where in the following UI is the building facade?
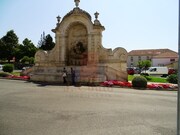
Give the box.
[127,49,178,68]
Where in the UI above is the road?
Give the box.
[0,79,177,135]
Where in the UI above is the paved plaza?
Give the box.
[0,79,177,135]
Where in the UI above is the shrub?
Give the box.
[167,74,178,84]
[3,64,14,73]
[132,76,147,88]
[21,56,30,64]
[29,57,35,64]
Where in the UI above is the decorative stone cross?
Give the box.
[56,15,61,24]
[74,0,80,7]
[94,12,99,20]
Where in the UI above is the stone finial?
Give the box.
[94,12,101,25]
[74,0,80,7]
[56,15,61,24]
[94,12,99,20]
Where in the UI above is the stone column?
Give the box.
[87,34,92,65]
[60,35,66,66]
[55,33,60,63]
[93,33,99,64]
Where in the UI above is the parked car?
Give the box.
[168,68,177,75]
[133,67,141,74]
[127,67,135,75]
[141,67,168,77]
[0,64,3,71]
[22,66,30,71]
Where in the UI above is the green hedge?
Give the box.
[132,76,147,88]
[3,64,14,73]
[167,74,177,84]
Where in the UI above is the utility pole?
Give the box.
[177,0,180,134]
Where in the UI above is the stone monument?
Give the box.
[31,0,128,83]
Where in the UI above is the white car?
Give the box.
[0,64,3,71]
[141,67,168,77]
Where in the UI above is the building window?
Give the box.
[131,56,133,62]
[170,59,175,62]
[138,56,141,61]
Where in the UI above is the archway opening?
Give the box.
[65,23,88,66]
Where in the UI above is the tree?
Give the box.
[21,56,30,64]
[137,60,151,71]
[22,38,37,57]
[1,30,19,62]
[137,61,144,69]
[38,32,55,50]
[0,39,6,60]
[21,56,35,64]
[14,44,24,62]
[38,31,46,48]
[143,60,151,69]
[44,34,55,50]
[15,38,37,62]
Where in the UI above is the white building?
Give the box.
[127,49,178,68]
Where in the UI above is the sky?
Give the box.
[0,0,178,52]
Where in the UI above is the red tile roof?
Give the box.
[153,51,178,58]
[128,49,178,58]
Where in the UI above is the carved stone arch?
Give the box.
[64,21,88,36]
[35,50,48,62]
[113,47,128,61]
[59,17,93,36]
[64,21,88,66]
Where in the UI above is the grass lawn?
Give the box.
[128,75,168,83]
[12,72,20,76]
[0,71,20,77]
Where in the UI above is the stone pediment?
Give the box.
[62,7,92,22]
